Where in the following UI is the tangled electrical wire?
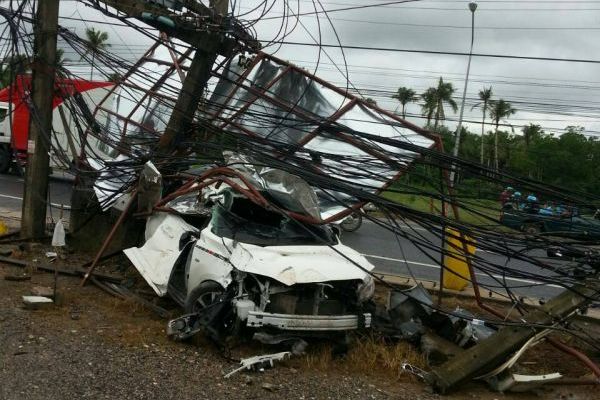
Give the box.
[1,0,600,365]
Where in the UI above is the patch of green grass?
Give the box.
[382,191,503,227]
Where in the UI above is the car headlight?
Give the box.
[357,275,375,303]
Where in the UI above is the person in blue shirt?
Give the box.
[539,202,554,216]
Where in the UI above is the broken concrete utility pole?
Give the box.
[426,277,600,393]
[158,0,229,153]
[94,1,258,154]
[69,1,258,254]
[21,0,60,239]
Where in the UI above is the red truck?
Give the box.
[0,75,113,173]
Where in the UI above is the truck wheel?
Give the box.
[184,281,225,314]
[523,223,541,235]
[0,146,10,173]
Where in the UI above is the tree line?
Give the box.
[392,80,600,197]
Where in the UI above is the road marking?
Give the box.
[475,248,503,256]
[0,194,22,201]
[0,193,71,210]
[363,253,562,289]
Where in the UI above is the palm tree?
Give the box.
[432,77,457,130]
[392,87,418,119]
[363,97,377,106]
[422,78,458,130]
[521,123,543,149]
[54,48,71,77]
[489,99,516,170]
[107,72,123,83]
[471,86,493,164]
[420,87,437,126]
[81,28,110,80]
[0,54,30,88]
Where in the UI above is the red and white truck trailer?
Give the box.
[0,75,114,173]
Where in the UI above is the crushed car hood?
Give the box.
[220,231,375,286]
[124,214,375,296]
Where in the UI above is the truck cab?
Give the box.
[0,102,11,172]
[0,76,114,173]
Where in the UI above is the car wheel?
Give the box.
[184,281,225,314]
[523,223,541,235]
[340,212,363,232]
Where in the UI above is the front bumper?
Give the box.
[246,311,371,331]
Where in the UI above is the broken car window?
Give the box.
[211,195,337,246]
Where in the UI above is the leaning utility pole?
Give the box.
[96,0,255,154]
[21,0,60,238]
[157,0,228,153]
[69,0,258,254]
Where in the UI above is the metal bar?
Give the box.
[246,311,371,331]
[77,41,161,167]
[259,52,437,140]
[218,65,291,130]
[0,255,123,283]
[208,52,265,120]
[290,98,358,150]
[80,190,138,286]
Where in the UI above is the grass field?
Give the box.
[381,191,503,227]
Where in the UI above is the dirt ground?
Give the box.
[1,243,599,400]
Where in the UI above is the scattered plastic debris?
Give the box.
[224,352,292,379]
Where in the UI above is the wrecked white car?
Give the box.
[125,186,375,343]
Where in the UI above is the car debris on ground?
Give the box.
[224,352,292,378]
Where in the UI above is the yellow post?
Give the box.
[0,219,8,236]
[442,227,475,291]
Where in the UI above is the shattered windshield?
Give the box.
[211,195,337,246]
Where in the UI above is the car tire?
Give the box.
[523,223,541,235]
[0,146,10,174]
[184,281,225,314]
[340,212,363,232]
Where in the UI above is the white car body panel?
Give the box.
[125,213,375,298]
[222,232,373,286]
[123,213,198,296]
[187,228,234,291]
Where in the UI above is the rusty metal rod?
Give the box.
[547,337,600,380]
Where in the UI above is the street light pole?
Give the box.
[449,2,477,187]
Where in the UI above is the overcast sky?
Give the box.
[55,0,600,137]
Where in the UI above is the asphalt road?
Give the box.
[341,219,566,300]
[0,173,566,300]
[0,173,72,221]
